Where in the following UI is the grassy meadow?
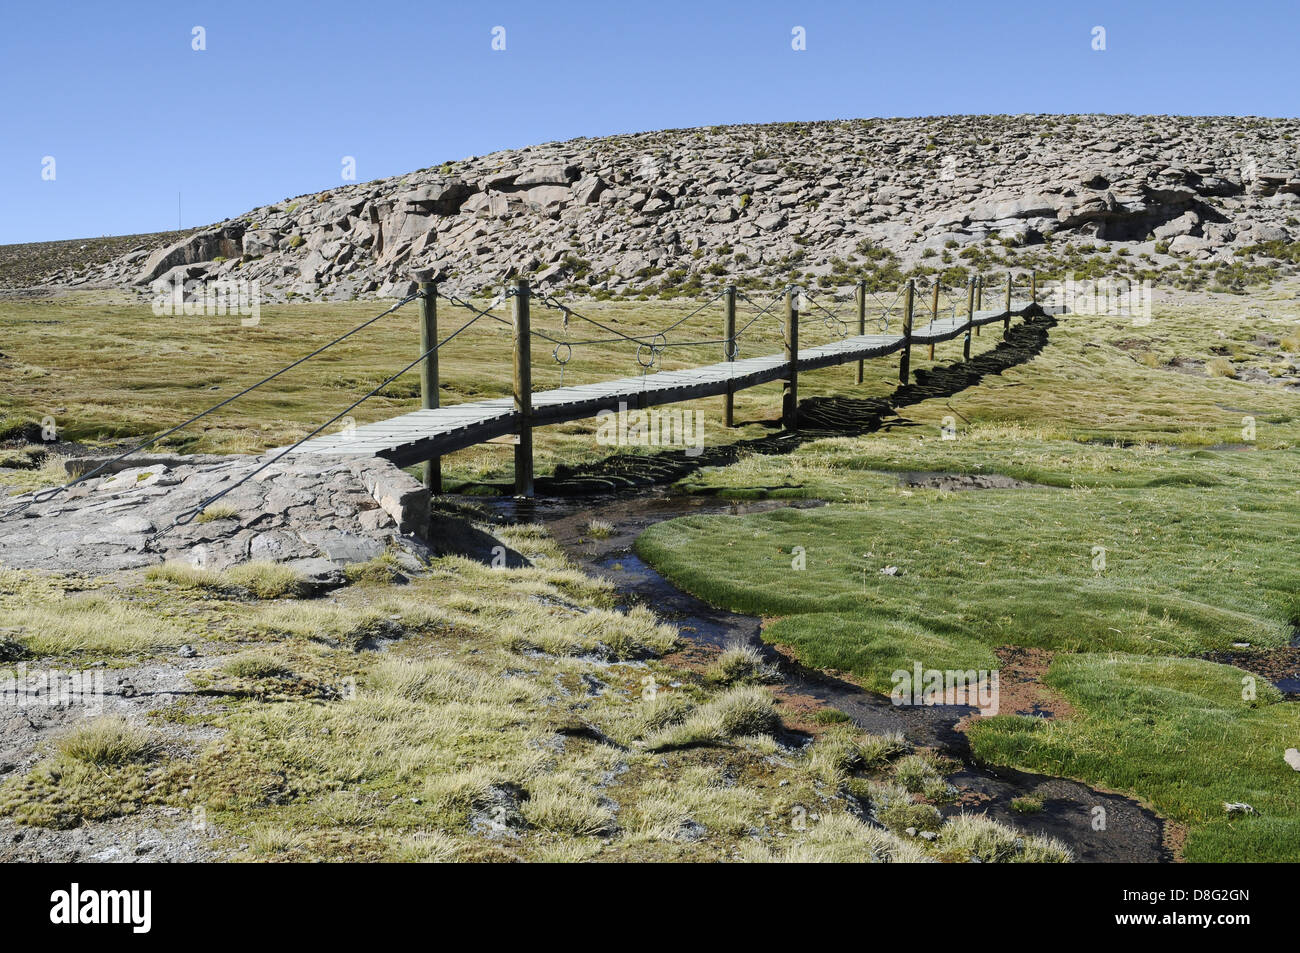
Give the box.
[636,283,1300,862]
[2,280,1299,862]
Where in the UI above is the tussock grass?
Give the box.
[224,562,307,599]
[57,717,159,767]
[147,560,306,599]
[1205,356,1237,377]
[935,813,1072,863]
[6,597,183,656]
[704,645,781,686]
[743,813,931,863]
[519,775,615,836]
[343,552,407,585]
[808,727,910,784]
[643,685,779,751]
[221,652,292,680]
[197,503,240,523]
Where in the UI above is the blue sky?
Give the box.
[2,0,1295,244]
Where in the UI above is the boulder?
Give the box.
[134,225,246,284]
[399,178,475,215]
[515,163,579,187]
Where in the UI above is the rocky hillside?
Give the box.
[51,115,1300,301]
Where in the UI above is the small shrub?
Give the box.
[585,519,615,540]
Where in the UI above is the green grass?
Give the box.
[634,290,1300,861]
[969,654,1300,862]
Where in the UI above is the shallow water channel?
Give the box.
[477,488,1172,863]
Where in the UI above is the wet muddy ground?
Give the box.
[479,488,1173,863]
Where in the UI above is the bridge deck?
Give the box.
[288,300,1046,468]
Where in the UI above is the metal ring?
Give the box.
[636,342,658,367]
[724,338,739,360]
[552,342,572,365]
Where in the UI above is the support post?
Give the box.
[723,285,736,427]
[782,287,799,430]
[511,278,534,497]
[899,279,915,384]
[418,280,441,494]
[1004,271,1012,335]
[964,277,975,361]
[854,279,866,384]
[929,280,939,360]
[1031,270,1037,306]
[975,275,983,335]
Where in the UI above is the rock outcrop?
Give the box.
[57,115,1300,300]
[0,454,431,579]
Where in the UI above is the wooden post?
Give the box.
[854,279,866,384]
[723,285,736,427]
[963,277,975,361]
[899,279,914,384]
[418,280,441,494]
[1031,270,1037,306]
[974,275,983,335]
[511,278,534,497]
[782,287,799,430]
[1004,271,1012,334]
[928,280,939,360]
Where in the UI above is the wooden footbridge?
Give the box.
[282,274,1051,495]
[3,271,1059,526]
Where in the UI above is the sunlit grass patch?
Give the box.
[704,644,781,686]
[968,653,1300,862]
[934,813,1072,863]
[57,717,160,766]
[196,503,240,523]
[0,718,170,829]
[147,560,307,599]
[6,596,185,656]
[643,685,780,751]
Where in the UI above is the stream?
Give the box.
[477,487,1173,863]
